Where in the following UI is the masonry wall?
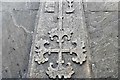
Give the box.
[2,2,39,78]
[2,2,119,78]
[84,2,118,78]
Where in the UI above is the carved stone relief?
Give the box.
[66,0,75,14]
[34,27,87,78]
[28,0,88,78]
[45,1,55,13]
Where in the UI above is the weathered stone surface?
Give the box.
[28,1,91,78]
[2,2,39,78]
[85,11,118,78]
[84,2,118,11]
[2,2,39,11]
[1,1,119,79]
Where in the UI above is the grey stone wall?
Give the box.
[2,2,39,78]
[84,2,118,78]
[1,1,119,78]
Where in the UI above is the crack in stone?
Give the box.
[10,12,33,34]
[85,10,119,13]
[13,9,39,11]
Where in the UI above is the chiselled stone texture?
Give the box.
[28,1,91,78]
[84,2,118,78]
[2,2,39,78]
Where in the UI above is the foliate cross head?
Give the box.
[34,28,87,78]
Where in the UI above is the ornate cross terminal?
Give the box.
[66,0,75,14]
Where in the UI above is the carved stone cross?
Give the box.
[34,27,86,78]
[28,0,90,79]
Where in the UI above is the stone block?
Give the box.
[85,11,118,78]
[2,2,39,78]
